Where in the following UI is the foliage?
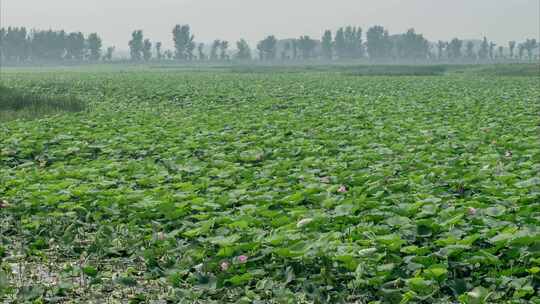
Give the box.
[321,30,333,60]
[447,38,463,60]
[344,65,447,76]
[0,85,85,122]
[103,46,115,61]
[297,36,317,60]
[225,64,537,77]
[508,41,516,58]
[257,35,277,61]
[65,32,86,60]
[172,24,195,60]
[211,40,221,61]
[0,67,539,303]
[30,29,67,61]
[155,42,162,60]
[86,33,102,61]
[366,25,392,60]
[219,41,229,61]
[235,39,252,61]
[128,30,144,61]
[335,26,364,59]
[1,25,538,64]
[465,41,476,60]
[143,39,152,61]
[197,43,206,61]
[522,39,538,60]
[394,29,430,60]
[471,63,540,77]
[479,37,489,60]
[0,27,29,62]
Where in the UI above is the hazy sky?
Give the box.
[2,0,539,50]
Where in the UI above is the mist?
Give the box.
[1,1,539,303]
[2,0,539,50]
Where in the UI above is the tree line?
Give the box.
[0,27,114,63]
[1,25,538,63]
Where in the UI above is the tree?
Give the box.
[282,41,291,60]
[155,42,162,60]
[172,24,195,60]
[321,30,333,60]
[478,37,489,60]
[366,25,392,60]
[334,27,346,59]
[447,38,463,60]
[334,28,346,59]
[0,28,4,59]
[437,41,447,60]
[104,46,115,61]
[197,43,206,60]
[3,27,29,62]
[297,35,317,59]
[334,26,363,59]
[186,39,196,60]
[219,40,229,60]
[65,32,85,60]
[518,43,525,59]
[395,28,429,60]
[143,39,152,61]
[345,26,363,58]
[497,46,504,59]
[0,28,5,61]
[87,33,102,61]
[0,27,34,62]
[465,41,475,60]
[235,39,251,60]
[523,39,538,59]
[30,29,66,61]
[210,40,221,60]
[292,39,298,60]
[0,27,110,63]
[489,42,496,60]
[16,28,31,62]
[257,35,277,61]
[128,30,144,61]
[508,41,516,59]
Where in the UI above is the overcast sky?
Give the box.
[2,0,539,50]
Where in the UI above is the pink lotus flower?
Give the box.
[337,185,348,193]
[468,207,477,216]
[237,255,248,264]
[220,261,229,271]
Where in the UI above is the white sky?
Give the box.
[1,0,539,50]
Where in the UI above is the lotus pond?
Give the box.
[0,66,539,303]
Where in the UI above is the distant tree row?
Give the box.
[436,37,539,61]
[0,27,114,63]
[1,25,538,63]
[129,24,538,62]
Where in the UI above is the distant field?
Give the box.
[0,65,539,303]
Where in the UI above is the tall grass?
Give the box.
[0,85,85,122]
[472,64,540,77]
[227,63,540,76]
[228,64,448,75]
[343,65,447,76]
